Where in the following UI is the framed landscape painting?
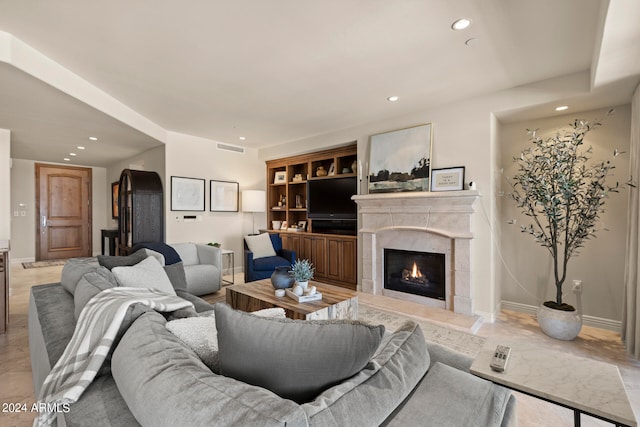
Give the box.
[368,123,433,193]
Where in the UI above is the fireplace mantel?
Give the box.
[354,190,480,315]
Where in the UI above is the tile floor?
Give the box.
[1,264,638,426]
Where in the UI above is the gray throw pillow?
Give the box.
[60,258,100,294]
[112,256,176,295]
[164,262,188,291]
[165,307,286,373]
[97,249,147,270]
[214,302,385,403]
[73,270,117,320]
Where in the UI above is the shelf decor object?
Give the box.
[368,123,433,194]
[431,166,465,191]
[242,190,266,235]
[210,180,239,212]
[274,171,286,184]
[171,176,205,211]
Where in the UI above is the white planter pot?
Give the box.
[536,304,582,341]
[295,280,309,290]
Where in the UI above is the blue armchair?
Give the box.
[244,233,296,283]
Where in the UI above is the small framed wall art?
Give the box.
[171,176,206,211]
[111,181,119,219]
[210,180,239,212]
[430,167,465,192]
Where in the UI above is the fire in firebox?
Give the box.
[384,248,445,301]
[401,261,428,285]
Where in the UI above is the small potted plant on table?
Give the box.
[290,259,314,292]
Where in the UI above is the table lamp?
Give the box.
[241,190,266,235]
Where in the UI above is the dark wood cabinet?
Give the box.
[279,231,355,289]
[327,237,357,286]
[303,235,327,278]
[118,169,164,254]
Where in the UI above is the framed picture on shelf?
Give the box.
[210,180,239,212]
[281,221,288,229]
[111,181,119,219]
[297,220,307,231]
[274,171,286,184]
[171,176,206,211]
[431,167,465,192]
[368,123,432,193]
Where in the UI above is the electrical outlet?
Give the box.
[507,219,517,225]
[572,280,583,292]
[13,211,19,217]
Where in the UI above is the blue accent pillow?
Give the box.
[131,242,182,265]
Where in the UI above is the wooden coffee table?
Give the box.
[226,279,358,320]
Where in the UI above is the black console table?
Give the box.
[101,229,118,256]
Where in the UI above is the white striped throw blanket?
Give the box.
[34,287,194,427]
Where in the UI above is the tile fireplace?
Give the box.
[353,191,479,316]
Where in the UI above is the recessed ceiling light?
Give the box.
[63,158,71,161]
[387,96,399,102]
[465,38,478,47]
[70,153,77,156]
[89,136,98,141]
[77,146,85,150]
[451,18,471,30]
[555,105,569,111]
[239,136,246,140]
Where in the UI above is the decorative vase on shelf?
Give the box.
[316,166,327,177]
[351,160,358,174]
[270,266,294,290]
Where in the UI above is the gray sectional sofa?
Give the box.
[28,257,517,427]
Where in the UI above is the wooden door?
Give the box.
[36,164,92,260]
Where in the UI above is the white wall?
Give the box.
[499,105,631,325]
[165,132,265,274]
[9,159,108,261]
[258,70,613,320]
[0,129,10,242]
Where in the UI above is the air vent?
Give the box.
[217,143,245,154]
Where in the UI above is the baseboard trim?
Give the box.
[501,300,622,333]
[475,309,497,325]
[11,256,35,264]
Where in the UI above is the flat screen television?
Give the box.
[307,176,357,220]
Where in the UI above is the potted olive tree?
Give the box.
[510,112,624,340]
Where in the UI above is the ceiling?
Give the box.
[0,0,638,167]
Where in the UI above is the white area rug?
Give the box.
[359,304,485,357]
